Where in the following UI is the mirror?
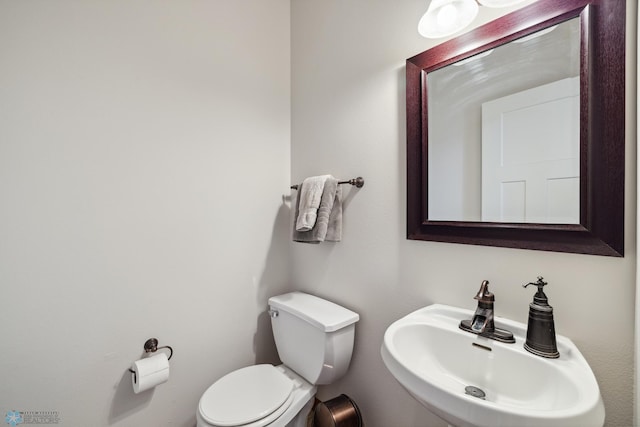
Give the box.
[406,0,625,256]
[428,18,580,224]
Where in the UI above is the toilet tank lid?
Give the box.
[268,292,359,332]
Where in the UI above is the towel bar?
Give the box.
[291,177,364,190]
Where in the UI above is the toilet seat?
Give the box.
[198,364,294,427]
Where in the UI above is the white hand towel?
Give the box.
[295,175,331,231]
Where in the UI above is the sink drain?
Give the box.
[465,385,486,400]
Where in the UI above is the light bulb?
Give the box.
[418,0,479,39]
[436,4,459,31]
[478,0,528,7]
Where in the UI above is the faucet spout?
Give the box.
[470,310,492,333]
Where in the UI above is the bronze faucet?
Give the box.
[460,280,515,343]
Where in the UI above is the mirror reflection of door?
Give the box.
[426,17,580,223]
[481,77,579,224]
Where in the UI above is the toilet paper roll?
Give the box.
[131,353,170,394]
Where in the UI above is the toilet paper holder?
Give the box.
[128,338,173,383]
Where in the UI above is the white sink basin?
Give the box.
[381,304,604,427]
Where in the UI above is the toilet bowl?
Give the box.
[196,292,359,427]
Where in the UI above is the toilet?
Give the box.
[196,292,360,427]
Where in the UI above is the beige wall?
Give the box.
[291,1,637,426]
[0,1,290,426]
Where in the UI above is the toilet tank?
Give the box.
[268,292,359,385]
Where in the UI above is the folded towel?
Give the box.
[325,185,342,241]
[293,176,342,243]
[295,175,331,232]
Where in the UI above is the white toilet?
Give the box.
[196,292,360,427]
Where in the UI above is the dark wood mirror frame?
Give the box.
[406,0,625,256]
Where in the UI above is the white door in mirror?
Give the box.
[482,77,579,224]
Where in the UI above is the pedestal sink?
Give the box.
[380,304,604,427]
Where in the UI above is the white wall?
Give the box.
[0,1,290,426]
[1,1,636,426]
[291,1,636,426]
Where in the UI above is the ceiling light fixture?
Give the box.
[418,0,529,39]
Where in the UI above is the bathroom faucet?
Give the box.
[459,280,515,343]
[470,280,494,333]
